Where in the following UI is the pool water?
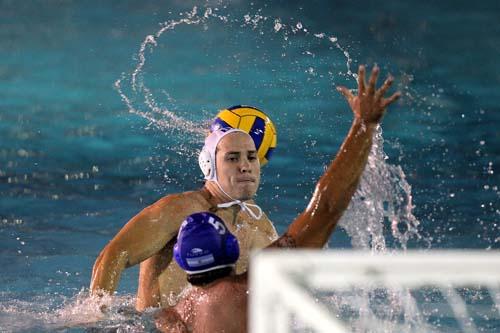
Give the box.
[1,1,498,331]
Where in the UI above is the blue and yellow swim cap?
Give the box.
[210,105,277,166]
[173,212,239,274]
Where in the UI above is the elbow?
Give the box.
[90,243,129,294]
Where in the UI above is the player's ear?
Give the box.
[199,147,214,179]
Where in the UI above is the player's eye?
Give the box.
[248,152,258,161]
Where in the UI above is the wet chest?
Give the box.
[216,210,258,272]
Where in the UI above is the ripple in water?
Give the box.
[0,290,157,332]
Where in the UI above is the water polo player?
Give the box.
[155,65,401,332]
[90,105,279,310]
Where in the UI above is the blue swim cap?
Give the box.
[174,212,240,274]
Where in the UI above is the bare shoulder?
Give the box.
[204,278,248,331]
[154,307,188,333]
[138,190,209,233]
[112,190,210,257]
[174,278,247,332]
[200,276,248,310]
[146,190,207,215]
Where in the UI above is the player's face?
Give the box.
[216,132,260,200]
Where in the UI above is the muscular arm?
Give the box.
[136,242,174,310]
[90,196,181,295]
[275,65,400,248]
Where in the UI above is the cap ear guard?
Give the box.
[224,233,240,264]
[199,128,249,181]
[173,242,188,271]
[199,147,215,180]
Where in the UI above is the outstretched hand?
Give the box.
[337,65,401,125]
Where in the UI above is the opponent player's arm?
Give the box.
[90,197,180,295]
[273,65,401,248]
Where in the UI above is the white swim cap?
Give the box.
[198,128,263,220]
[199,127,248,182]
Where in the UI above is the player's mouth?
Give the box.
[236,177,256,183]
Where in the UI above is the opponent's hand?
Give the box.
[337,65,401,125]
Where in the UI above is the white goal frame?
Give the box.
[249,250,500,333]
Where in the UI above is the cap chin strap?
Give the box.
[214,181,263,220]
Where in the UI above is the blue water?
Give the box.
[1,0,499,331]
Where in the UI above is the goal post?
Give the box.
[249,250,500,333]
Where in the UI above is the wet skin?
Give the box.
[155,65,401,332]
[90,132,278,309]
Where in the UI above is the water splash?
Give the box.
[114,5,355,139]
[340,125,426,252]
[111,4,438,333]
[331,126,434,332]
[0,290,157,332]
[114,4,358,191]
[115,7,210,138]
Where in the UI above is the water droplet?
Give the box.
[274,19,282,32]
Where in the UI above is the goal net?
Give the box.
[249,250,500,333]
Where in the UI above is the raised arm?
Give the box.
[90,196,180,295]
[273,65,400,248]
